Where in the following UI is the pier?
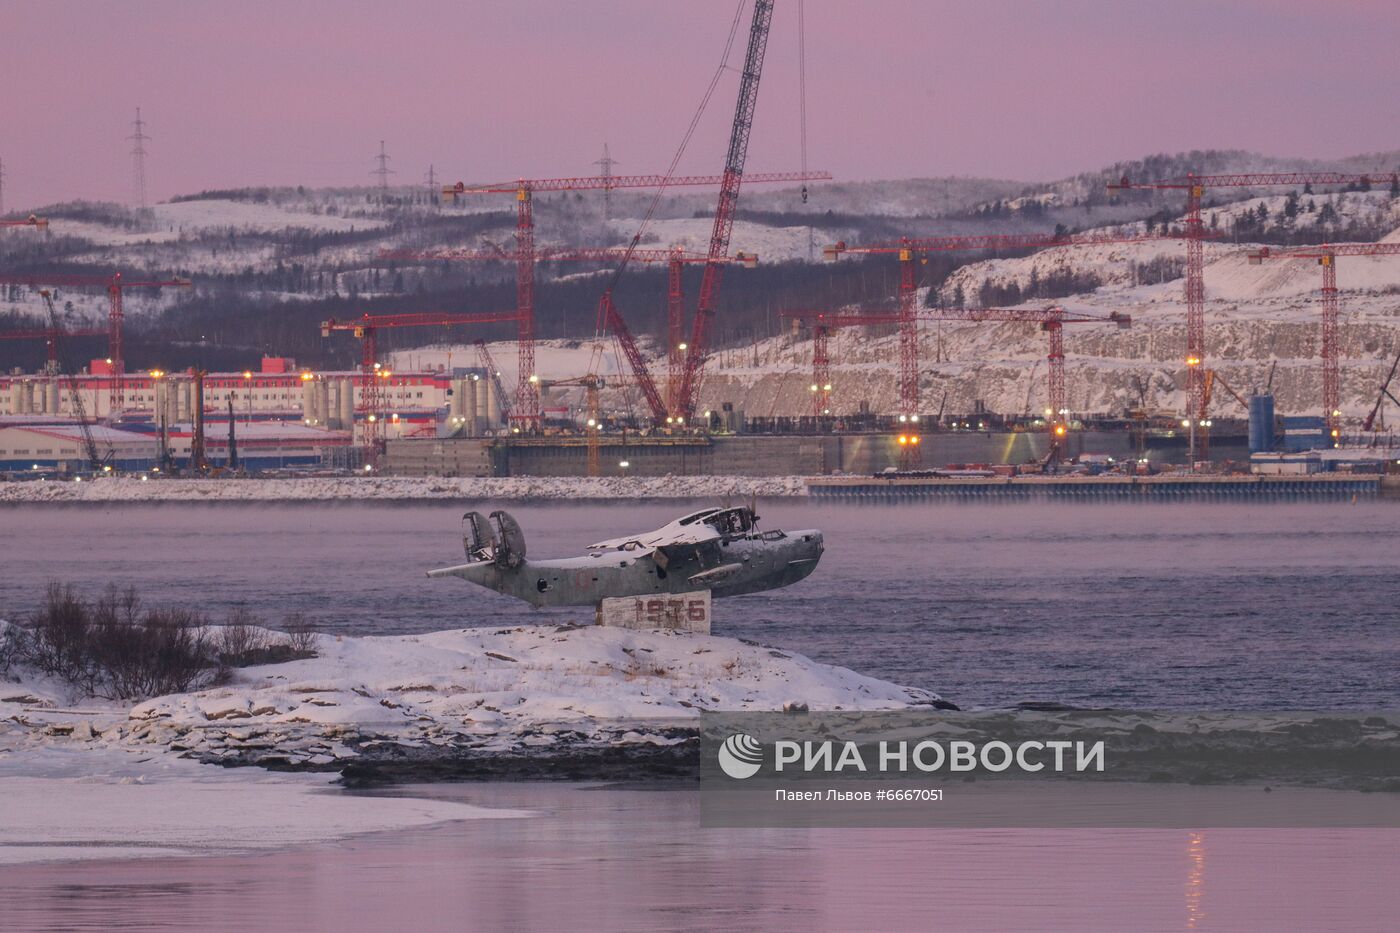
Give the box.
[807,473,1387,502]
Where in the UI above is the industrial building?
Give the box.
[0,356,505,444]
[0,423,155,472]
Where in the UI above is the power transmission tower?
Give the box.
[0,157,6,214]
[424,164,438,205]
[592,143,618,220]
[128,108,150,210]
[371,140,394,200]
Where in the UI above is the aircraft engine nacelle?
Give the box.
[489,510,527,569]
[462,511,498,563]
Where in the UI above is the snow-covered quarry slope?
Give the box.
[694,232,1400,420]
[0,474,808,504]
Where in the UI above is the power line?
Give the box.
[128,108,150,210]
[592,143,619,220]
[371,140,395,198]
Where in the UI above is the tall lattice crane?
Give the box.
[473,339,512,425]
[381,246,757,423]
[674,0,776,421]
[38,290,107,471]
[1107,170,1400,453]
[0,324,107,374]
[823,231,1200,419]
[539,375,605,477]
[321,310,520,466]
[435,165,826,430]
[783,305,1129,463]
[0,272,190,415]
[1362,352,1400,433]
[1248,241,1400,436]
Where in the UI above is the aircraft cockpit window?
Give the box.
[706,507,757,536]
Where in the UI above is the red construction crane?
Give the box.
[1107,171,1400,454]
[434,163,827,430]
[923,306,1132,456]
[0,272,191,414]
[780,308,903,418]
[823,231,1196,418]
[674,0,775,422]
[320,310,520,466]
[1248,241,1400,437]
[782,306,1129,460]
[541,247,756,422]
[1,214,47,229]
[381,245,757,422]
[0,324,108,374]
[780,306,927,466]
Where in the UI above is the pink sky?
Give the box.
[3,0,1398,210]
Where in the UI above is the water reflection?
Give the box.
[0,785,1395,932]
[1186,831,1206,930]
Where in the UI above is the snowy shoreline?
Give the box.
[5,621,941,781]
[0,622,938,861]
[0,475,810,504]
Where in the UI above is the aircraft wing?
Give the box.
[426,563,475,579]
[587,519,721,551]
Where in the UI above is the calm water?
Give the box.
[3,501,1398,930]
[0,784,1395,932]
[2,499,1397,709]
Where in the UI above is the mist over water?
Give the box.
[5,499,1395,710]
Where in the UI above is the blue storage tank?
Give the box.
[1249,394,1275,452]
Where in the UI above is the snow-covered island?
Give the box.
[2,622,942,782]
[0,619,942,861]
[0,474,809,504]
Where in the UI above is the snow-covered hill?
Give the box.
[7,149,1400,423]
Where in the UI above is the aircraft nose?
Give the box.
[795,529,823,557]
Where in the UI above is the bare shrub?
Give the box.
[11,585,321,699]
[88,589,213,699]
[216,608,271,666]
[282,612,319,658]
[23,583,98,691]
[15,583,216,700]
[0,624,18,677]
